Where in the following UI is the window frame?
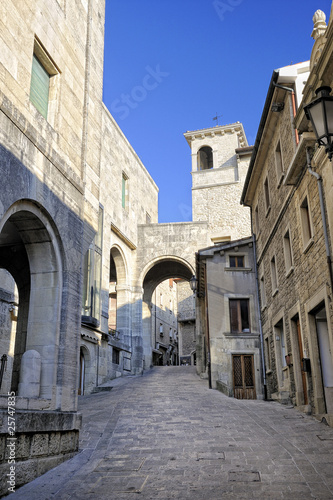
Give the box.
[229,298,251,333]
[30,37,60,121]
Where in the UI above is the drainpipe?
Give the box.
[306,147,333,291]
[273,82,299,145]
[252,229,267,400]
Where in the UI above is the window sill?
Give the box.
[285,266,294,278]
[302,237,314,254]
[265,205,271,218]
[272,288,279,297]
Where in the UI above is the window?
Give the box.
[169,328,173,339]
[146,212,151,224]
[260,275,266,309]
[122,172,129,210]
[197,146,213,170]
[229,299,250,333]
[283,230,293,273]
[275,141,284,185]
[229,255,244,268]
[254,205,259,234]
[112,348,120,365]
[159,324,164,336]
[300,196,313,248]
[270,256,278,294]
[264,177,270,213]
[82,207,103,325]
[30,38,59,120]
[264,337,271,370]
[275,320,287,368]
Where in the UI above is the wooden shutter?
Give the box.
[229,300,239,332]
[30,55,50,118]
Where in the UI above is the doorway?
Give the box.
[232,354,256,399]
[316,307,333,413]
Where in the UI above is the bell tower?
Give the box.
[184,122,253,243]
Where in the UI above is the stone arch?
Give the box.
[197,145,213,170]
[0,200,64,399]
[109,245,130,345]
[141,256,194,369]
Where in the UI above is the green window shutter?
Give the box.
[30,54,50,118]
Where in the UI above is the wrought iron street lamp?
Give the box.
[304,86,333,160]
[189,275,198,293]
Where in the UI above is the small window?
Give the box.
[30,38,59,120]
[159,324,164,336]
[270,256,278,294]
[255,205,259,234]
[122,172,129,210]
[275,141,284,185]
[283,230,293,273]
[300,196,313,247]
[229,299,250,333]
[146,212,151,224]
[264,337,271,370]
[260,275,266,309]
[229,255,244,268]
[198,146,213,170]
[264,177,270,213]
[112,348,120,365]
[275,319,286,368]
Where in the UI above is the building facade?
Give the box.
[195,237,263,398]
[241,8,333,424]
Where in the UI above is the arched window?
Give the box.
[197,146,213,170]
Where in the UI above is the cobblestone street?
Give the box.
[10,366,333,499]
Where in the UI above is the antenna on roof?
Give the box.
[213,113,223,126]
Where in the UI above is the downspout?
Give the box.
[273,82,299,145]
[204,262,212,389]
[252,227,267,400]
[306,147,333,291]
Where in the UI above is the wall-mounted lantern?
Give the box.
[304,86,333,160]
[189,275,198,294]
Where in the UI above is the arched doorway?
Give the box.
[0,202,63,399]
[141,257,194,370]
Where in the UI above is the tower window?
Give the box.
[198,146,213,170]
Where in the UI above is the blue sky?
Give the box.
[102,0,332,223]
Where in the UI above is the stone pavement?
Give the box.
[8,366,333,499]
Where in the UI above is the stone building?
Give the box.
[241,8,333,424]
[195,237,263,398]
[151,279,178,366]
[176,279,196,366]
[0,0,160,492]
[185,124,257,388]
[184,123,252,244]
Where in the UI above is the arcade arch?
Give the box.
[109,246,131,345]
[141,257,194,369]
[0,201,63,400]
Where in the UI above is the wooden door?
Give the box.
[296,319,308,405]
[233,354,256,399]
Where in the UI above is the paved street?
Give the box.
[10,366,333,499]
